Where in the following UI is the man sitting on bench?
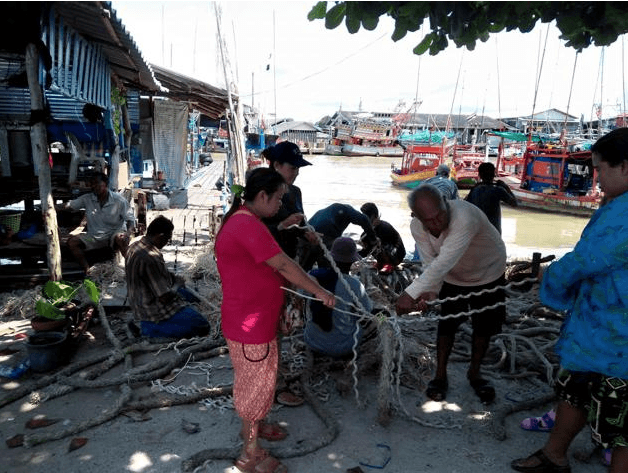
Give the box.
[64,172,135,274]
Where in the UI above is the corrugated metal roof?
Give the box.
[0,87,140,124]
[0,2,161,94]
[271,120,321,134]
[150,64,230,120]
[53,1,161,93]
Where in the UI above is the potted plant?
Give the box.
[31,279,100,332]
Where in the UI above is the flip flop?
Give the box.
[520,410,556,432]
[235,449,269,472]
[469,378,496,404]
[511,449,571,473]
[425,378,448,401]
[258,421,288,442]
[602,448,612,467]
[276,390,304,407]
[235,451,287,473]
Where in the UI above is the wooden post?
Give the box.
[211,205,218,239]
[25,43,62,281]
[136,191,147,235]
[110,143,120,190]
[208,207,213,240]
[531,252,542,278]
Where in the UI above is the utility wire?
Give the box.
[242,31,389,98]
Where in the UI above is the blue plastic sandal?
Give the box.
[520,410,555,432]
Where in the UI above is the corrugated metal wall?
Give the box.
[41,8,111,109]
[0,88,140,126]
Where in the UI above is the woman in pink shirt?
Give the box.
[215,168,335,473]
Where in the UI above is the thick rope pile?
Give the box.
[0,235,565,468]
[266,226,564,438]
[257,225,564,436]
[0,259,238,449]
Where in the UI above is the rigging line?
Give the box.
[623,35,626,120]
[531,23,550,124]
[273,9,276,122]
[243,31,390,98]
[412,24,423,124]
[495,36,502,121]
[547,34,562,114]
[563,51,579,130]
[231,20,239,86]
[480,74,488,131]
[447,50,464,133]
[590,48,603,137]
[600,47,605,123]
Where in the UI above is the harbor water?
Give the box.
[295,154,589,261]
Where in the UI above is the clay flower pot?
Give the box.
[30,316,68,332]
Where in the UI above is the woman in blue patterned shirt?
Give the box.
[512,128,628,473]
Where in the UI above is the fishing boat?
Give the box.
[451,144,486,188]
[504,135,601,216]
[324,142,344,156]
[342,142,403,157]
[390,139,454,188]
[328,115,403,157]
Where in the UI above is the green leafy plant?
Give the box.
[111,87,127,137]
[308,2,628,56]
[35,279,101,320]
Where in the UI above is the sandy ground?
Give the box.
[0,161,609,473]
[0,257,610,473]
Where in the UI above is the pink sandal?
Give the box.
[235,449,287,473]
[520,409,555,432]
[258,421,288,441]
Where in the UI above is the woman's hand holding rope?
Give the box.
[315,288,336,308]
[277,213,305,231]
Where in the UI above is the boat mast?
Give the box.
[562,51,579,138]
[214,3,246,186]
[273,10,277,127]
[446,51,464,134]
[412,24,423,133]
[623,36,626,125]
[530,23,550,136]
[412,58,421,132]
[599,47,605,135]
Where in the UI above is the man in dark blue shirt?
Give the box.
[306,203,378,269]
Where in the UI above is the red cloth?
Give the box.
[226,337,278,424]
[216,209,285,344]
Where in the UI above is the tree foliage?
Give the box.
[308,2,628,56]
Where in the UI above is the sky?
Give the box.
[111,1,628,124]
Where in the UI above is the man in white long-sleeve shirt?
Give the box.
[396,184,507,404]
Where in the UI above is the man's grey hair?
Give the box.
[407,183,447,212]
[436,164,450,177]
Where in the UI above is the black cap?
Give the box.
[268,141,312,167]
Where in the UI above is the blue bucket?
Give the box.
[26,332,68,373]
